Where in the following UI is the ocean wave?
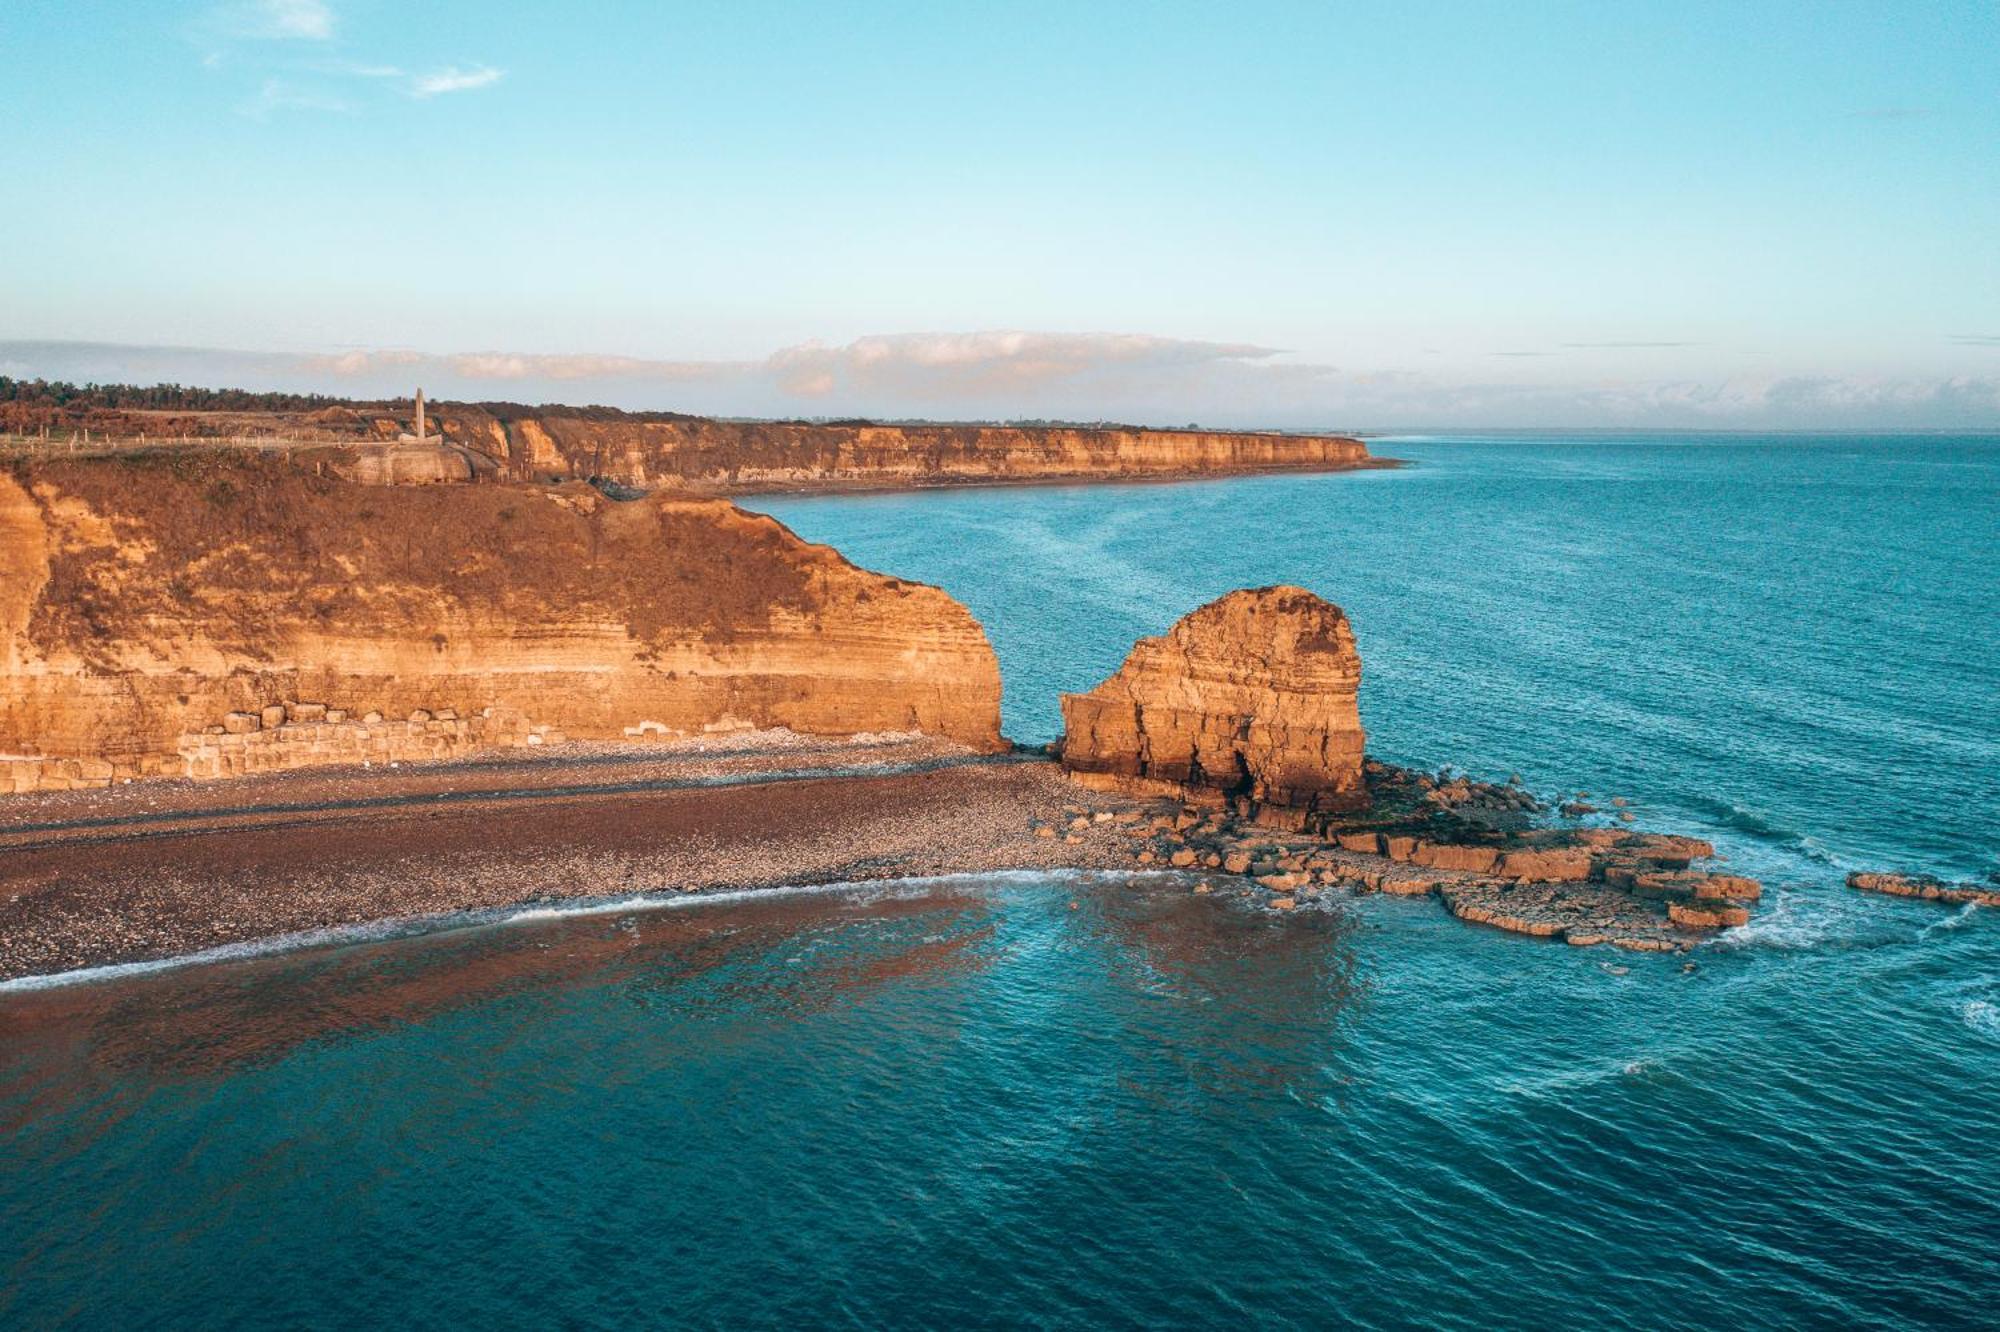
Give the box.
[1710,890,1847,953]
[0,869,1190,993]
[1501,1053,1676,1101]
[1682,795,1833,859]
[1962,1000,2000,1040]
[1917,901,1985,940]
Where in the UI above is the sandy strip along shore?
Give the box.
[0,736,1146,982]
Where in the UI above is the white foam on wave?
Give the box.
[1918,901,1985,940]
[1962,1000,2000,1040]
[0,869,1190,993]
[1709,888,1847,953]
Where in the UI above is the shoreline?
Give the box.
[710,454,1405,499]
[0,734,1736,985]
[0,737,1147,982]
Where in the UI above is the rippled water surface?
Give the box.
[5,435,1999,1329]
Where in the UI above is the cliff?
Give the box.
[2,391,1378,495]
[427,407,1376,494]
[1058,586,1367,818]
[0,452,1003,793]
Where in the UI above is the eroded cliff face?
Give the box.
[425,408,1375,493]
[0,454,1003,792]
[1059,586,1366,818]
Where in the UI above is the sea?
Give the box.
[3,433,1997,1329]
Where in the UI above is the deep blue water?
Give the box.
[4,435,1998,1329]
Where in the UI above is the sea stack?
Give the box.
[1058,586,1366,822]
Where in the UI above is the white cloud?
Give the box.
[225,0,335,41]
[239,77,350,117]
[5,337,1996,430]
[766,331,1283,398]
[409,64,505,97]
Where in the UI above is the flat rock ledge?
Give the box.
[1048,760,1762,951]
[1847,871,2000,908]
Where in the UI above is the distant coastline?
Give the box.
[0,377,1385,495]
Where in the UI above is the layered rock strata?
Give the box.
[411,408,1377,493]
[0,453,1003,792]
[1059,586,1367,821]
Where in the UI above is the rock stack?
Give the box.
[1058,586,1367,824]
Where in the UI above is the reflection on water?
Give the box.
[8,436,2000,1330]
[4,871,1999,1330]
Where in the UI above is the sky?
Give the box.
[2,0,1996,429]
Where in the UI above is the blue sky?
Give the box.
[2,0,1996,427]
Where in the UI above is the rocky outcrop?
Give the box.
[1059,587,1366,820]
[0,453,1003,792]
[1101,773,1763,950]
[1847,872,2000,908]
[1058,588,1769,945]
[423,408,1377,493]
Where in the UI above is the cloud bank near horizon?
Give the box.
[2,334,1995,431]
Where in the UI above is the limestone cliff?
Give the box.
[429,409,1374,493]
[0,453,1003,792]
[5,391,1380,494]
[1059,587,1367,817]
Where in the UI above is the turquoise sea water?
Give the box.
[4,435,1999,1329]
